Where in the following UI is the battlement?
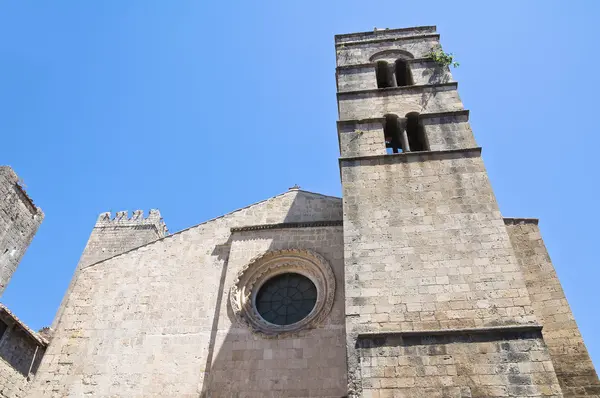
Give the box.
[335,26,437,45]
[95,209,168,237]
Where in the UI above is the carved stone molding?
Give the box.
[230,249,336,337]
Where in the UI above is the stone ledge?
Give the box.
[504,217,539,226]
[337,82,457,98]
[339,147,482,165]
[336,58,437,71]
[337,110,469,128]
[335,26,436,42]
[357,324,543,340]
[337,117,386,128]
[335,33,440,48]
[231,220,343,232]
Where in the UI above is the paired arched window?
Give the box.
[405,112,427,152]
[394,59,412,87]
[375,59,413,89]
[383,113,427,154]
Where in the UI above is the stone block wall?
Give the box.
[50,209,168,330]
[337,111,476,158]
[341,153,537,332]
[506,219,600,397]
[0,310,46,398]
[78,209,168,269]
[335,27,438,68]
[203,225,346,397]
[28,190,346,397]
[338,119,387,158]
[335,27,568,397]
[358,328,562,398]
[0,167,43,295]
[420,111,476,151]
[337,84,464,121]
[336,61,451,93]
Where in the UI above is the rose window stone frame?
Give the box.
[230,249,336,336]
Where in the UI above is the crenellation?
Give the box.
[93,209,168,236]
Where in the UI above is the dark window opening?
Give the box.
[375,61,392,89]
[394,59,413,87]
[384,114,404,154]
[405,112,427,152]
[255,273,317,326]
[0,320,7,340]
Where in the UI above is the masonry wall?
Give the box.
[50,209,168,330]
[338,85,464,121]
[0,315,45,398]
[0,167,43,296]
[336,27,565,397]
[203,225,346,397]
[358,328,562,398]
[506,219,600,397]
[337,111,475,158]
[28,190,346,397]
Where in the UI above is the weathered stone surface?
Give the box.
[0,306,46,398]
[27,190,346,397]
[358,328,562,398]
[0,167,43,296]
[506,219,600,397]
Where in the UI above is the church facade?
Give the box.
[0,26,598,397]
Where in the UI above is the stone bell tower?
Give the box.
[336,26,598,397]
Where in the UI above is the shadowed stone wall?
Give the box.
[0,309,46,398]
[0,167,43,296]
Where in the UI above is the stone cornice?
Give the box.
[337,110,469,128]
[335,33,439,48]
[357,324,543,340]
[337,117,386,128]
[337,82,457,98]
[231,221,343,233]
[503,217,539,226]
[335,26,436,42]
[339,147,482,165]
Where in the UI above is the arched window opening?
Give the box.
[376,61,393,89]
[384,115,404,154]
[394,59,413,87]
[405,112,427,152]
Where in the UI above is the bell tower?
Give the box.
[336,27,570,397]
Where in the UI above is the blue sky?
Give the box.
[1,0,598,369]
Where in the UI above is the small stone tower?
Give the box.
[0,166,43,295]
[336,27,598,397]
[76,210,168,269]
[51,210,167,328]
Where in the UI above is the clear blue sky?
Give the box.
[1,1,598,369]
